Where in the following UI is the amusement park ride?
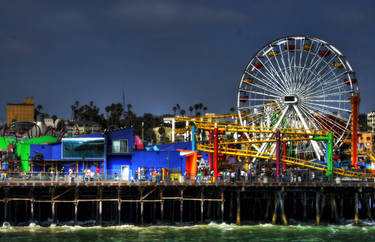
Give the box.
[174,36,375,181]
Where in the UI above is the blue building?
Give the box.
[29,128,188,180]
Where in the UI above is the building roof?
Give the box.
[7,103,34,106]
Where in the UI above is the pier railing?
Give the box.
[0,170,372,186]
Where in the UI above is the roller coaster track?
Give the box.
[198,144,375,178]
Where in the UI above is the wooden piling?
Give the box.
[201,188,204,224]
[51,188,56,224]
[316,192,320,225]
[74,187,79,226]
[160,189,164,223]
[278,191,287,225]
[265,195,271,220]
[340,195,344,218]
[117,187,121,225]
[355,191,359,225]
[330,196,339,222]
[303,192,307,219]
[180,189,184,224]
[98,187,103,226]
[272,193,279,224]
[140,188,144,226]
[221,189,224,223]
[236,190,241,225]
[229,191,233,222]
[30,189,34,222]
[366,194,372,218]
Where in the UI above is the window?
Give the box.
[366,137,371,141]
[62,138,105,159]
[112,140,128,153]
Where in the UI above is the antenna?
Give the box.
[122,88,125,108]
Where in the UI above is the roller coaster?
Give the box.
[173,36,375,180]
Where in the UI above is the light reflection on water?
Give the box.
[1,222,375,241]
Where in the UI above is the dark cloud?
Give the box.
[111,0,248,25]
[0,0,374,123]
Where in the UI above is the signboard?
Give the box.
[62,137,105,159]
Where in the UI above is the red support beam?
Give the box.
[214,127,218,182]
[351,96,360,169]
[209,131,213,169]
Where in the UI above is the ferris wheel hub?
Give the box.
[284,95,298,104]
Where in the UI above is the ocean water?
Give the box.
[1,222,375,241]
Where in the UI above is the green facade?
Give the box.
[0,135,58,171]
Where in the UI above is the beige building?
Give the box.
[6,98,35,125]
[358,132,373,152]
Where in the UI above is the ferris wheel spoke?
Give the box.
[303,58,338,92]
[306,82,350,98]
[304,101,351,113]
[302,102,349,121]
[306,70,347,90]
[254,57,289,93]
[245,71,287,95]
[278,48,294,91]
[263,53,290,91]
[239,89,280,98]
[300,103,348,134]
[306,99,350,103]
[304,71,347,94]
[300,72,348,97]
[304,50,336,84]
[309,110,348,136]
[299,104,325,130]
[272,51,292,92]
[309,90,353,99]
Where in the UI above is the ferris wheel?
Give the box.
[237,36,359,160]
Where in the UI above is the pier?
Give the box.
[1,180,375,226]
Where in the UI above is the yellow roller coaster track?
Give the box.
[198,144,375,178]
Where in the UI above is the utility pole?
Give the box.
[142,122,144,141]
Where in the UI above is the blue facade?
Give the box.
[107,150,186,178]
[29,128,188,179]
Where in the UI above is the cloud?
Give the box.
[111,0,248,24]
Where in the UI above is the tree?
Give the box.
[359,113,370,132]
[172,106,177,116]
[180,109,186,116]
[105,103,124,128]
[51,114,58,127]
[194,104,199,115]
[189,106,194,115]
[230,107,235,113]
[35,104,44,120]
[158,126,165,136]
[203,106,207,114]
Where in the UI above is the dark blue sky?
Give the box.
[1,0,374,122]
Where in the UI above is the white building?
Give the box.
[367,112,375,134]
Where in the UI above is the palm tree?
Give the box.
[172,106,177,116]
[36,105,43,112]
[127,104,132,112]
[203,106,207,114]
[189,106,194,115]
[194,104,199,115]
[230,107,235,113]
[180,109,186,116]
